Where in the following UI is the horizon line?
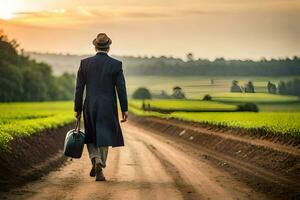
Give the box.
[25,50,300,62]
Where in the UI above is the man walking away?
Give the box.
[74,33,128,181]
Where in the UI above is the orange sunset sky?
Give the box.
[0,0,299,59]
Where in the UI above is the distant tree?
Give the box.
[186,53,194,62]
[55,73,76,100]
[22,69,48,101]
[278,81,287,95]
[142,100,146,110]
[171,86,186,99]
[0,31,76,102]
[267,81,277,94]
[260,57,267,62]
[0,64,23,101]
[147,103,151,110]
[293,78,300,96]
[287,78,300,96]
[132,87,152,99]
[277,79,300,96]
[244,81,255,93]
[230,80,242,93]
[237,103,259,112]
[159,90,170,99]
[214,57,225,62]
[152,90,170,99]
[202,94,212,101]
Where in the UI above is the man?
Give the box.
[74,33,128,181]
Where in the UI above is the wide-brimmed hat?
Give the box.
[92,33,112,48]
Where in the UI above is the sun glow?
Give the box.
[0,4,15,20]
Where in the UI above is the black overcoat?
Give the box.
[74,52,128,147]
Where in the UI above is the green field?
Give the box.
[0,102,74,150]
[209,93,300,112]
[126,75,298,99]
[127,75,300,112]
[130,99,237,112]
[129,97,300,138]
[1,83,299,151]
[169,112,300,138]
[211,93,299,104]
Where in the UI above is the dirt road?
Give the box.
[2,122,270,200]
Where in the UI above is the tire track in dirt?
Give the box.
[133,117,300,188]
[144,143,202,200]
[106,133,183,200]
[122,133,183,200]
[126,123,268,200]
[129,119,300,199]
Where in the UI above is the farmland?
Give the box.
[169,112,300,137]
[129,97,300,138]
[1,75,296,146]
[126,75,299,99]
[126,74,300,138]
[0,102,74,150]
[210,92,299,103]
[130,99,237,112]
[210,92,300,111]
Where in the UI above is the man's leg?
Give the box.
[87,143,99,177]
[94,147,108,181]
[87,143,109,181]
[87,144,108,167]
[98,147,109,168]
[87,143,99,157]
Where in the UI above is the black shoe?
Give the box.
[95,158,106,181]
[95,169,106,181]
[90,158,95,177]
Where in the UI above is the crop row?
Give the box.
[128,103,300,138]
[0,102,75,150]
[129,99,237,112]
[211,93,299,103]
[170,112,300,138]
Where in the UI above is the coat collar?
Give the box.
[96,51,108,56]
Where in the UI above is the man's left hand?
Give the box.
[74,112,81,119]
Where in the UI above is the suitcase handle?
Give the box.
[74,117,81,133]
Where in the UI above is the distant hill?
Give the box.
[27,52,300,76]
[26,52,89,75]
[27,52,156,76]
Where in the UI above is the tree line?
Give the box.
[0,32,75,102]
[230,79,300,96]
[122,55,300,76]
[27,52,300,77]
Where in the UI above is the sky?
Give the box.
[0,0,299,60]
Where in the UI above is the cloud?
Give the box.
[7,2,299,29]
[10,4,231,23]
[13,11,51,18]
[10,7,174,26]
[121,11,171,18]
[182,9,230,15]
